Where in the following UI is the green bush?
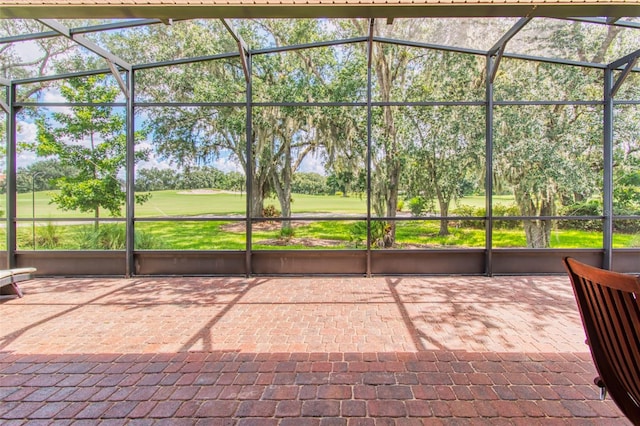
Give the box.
[279,225,295,239]
[408,197,426,217]
[16,225,60,250]
[492,204,520,229]
[452,205,484,229]
[348,221,392,248]
[76,224,126,250]
[613,206,640,234]
[453,203,520,229]
[263,205,281,218]
[558,200,602,232]
[36,222,62,249]
[348,221,367,248]
[396,200,404,212]
[135,230,161,249]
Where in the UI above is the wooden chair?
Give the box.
[563,257,640,425]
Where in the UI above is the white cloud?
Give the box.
[16,41,44,63]
[17,121,37,143]
[43,90,72,115]
[16,121,38,168]
[213,156,242,173]
[298,151,326,175]
[137,156,173,171]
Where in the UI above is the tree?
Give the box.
[249,20,365,231]
[1,19,87,159]
[356,20,452,247]
[120,19,365,231]
[35,72,148,227]
[404,106,484,235]
[493,21,622,247]
[135,167,178,192]
[7,159,79,194]
[103,21,250,212]
[401,48,485,236]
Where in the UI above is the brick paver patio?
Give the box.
[0,275,631,424]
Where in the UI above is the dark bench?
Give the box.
[0,268,37,298]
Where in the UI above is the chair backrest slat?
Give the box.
[563,257,640,425]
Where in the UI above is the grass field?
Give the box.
[3,190,508,218]
[1,190,638,250]
[4,190,369,218]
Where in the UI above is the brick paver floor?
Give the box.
[0,275,631,424]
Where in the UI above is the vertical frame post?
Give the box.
[245,54,253,277]
[126,70,135,277]
[485,56,495,276]
[602,68,614,270]
[6,83,17,268]
[365,19,374,277]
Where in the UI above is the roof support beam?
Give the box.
[488,17,531,57]
[221,19,250,83]
[106,62,130,99]
[1,19,165,45]
[37,19,132,72]
[610,56,639,99]
[608,48,640,98]
[487,17,531,83]
[488,44,505,84]
[0,78,9,113]
[608,47,640,70]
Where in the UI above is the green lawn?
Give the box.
[3,190,368,218]
[2,190,503,218]
[2,190,638,250]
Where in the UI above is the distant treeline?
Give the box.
[5,160,359,197]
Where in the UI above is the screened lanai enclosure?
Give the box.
[2,11,640,276]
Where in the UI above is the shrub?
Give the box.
[558,200,602,232]
[492,204,520,229]
[452,205,484,229]
[279,225,295,240]
[613,206,640,234]
[263,205,281,218]
[452,203,520,229]
[348,221,367,248]
[396,200,404,212]
[349,221,393,248]
[408,197,426,217]
[36,222,62,249]
[135,230,161,249]
[76,224,126,250]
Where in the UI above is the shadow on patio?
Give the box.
[0,275,631,424]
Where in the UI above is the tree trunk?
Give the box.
[250,179,265,218]
[272,142,293,232]
[438,201,450,236]
[384,159,400,248]
[523,219,552,248]
[518,196,554,248]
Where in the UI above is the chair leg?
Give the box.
[10,282,23,298]
[595,377,607,400]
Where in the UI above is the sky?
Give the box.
[7,29,328,177]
